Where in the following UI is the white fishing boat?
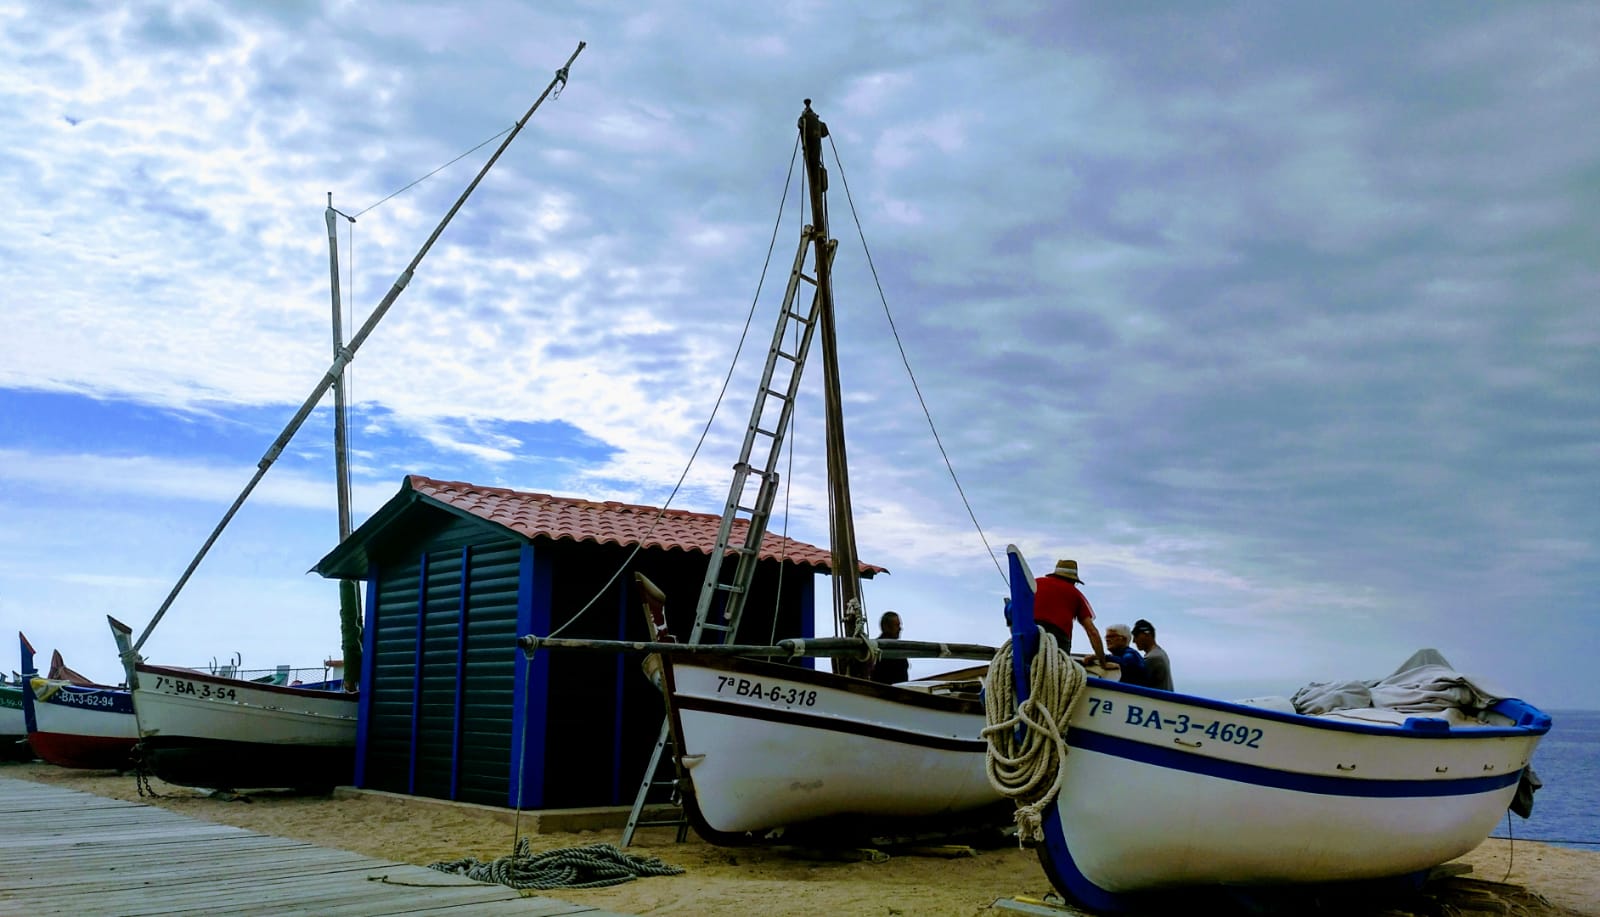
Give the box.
[1,676,33,761]
[111,618,356,790]
[581,101,1011,843]
[658,654,1000,842]
[18,635,138,770]
[992,546,1552,911]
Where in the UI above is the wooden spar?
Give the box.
[327,193,363,689]
[518,634,997,663]
[325,193,353,543]
[800,99,865,668]
[126,42,586,658]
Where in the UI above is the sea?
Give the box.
[1496,709,1600,852]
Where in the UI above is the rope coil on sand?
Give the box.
[428,838,685,890]
[982,628,1088,844]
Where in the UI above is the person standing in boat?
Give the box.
[1103,623,1147,685]
[1033,559,1111,668]
[869,611,910,684]
[1131,618,1173,690]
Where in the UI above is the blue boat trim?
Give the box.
[40,685,136,717]
[1088,680,1552,740]
[1068,728,1524,797]
[1040,813,1130,914]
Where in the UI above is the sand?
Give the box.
[5,762,1595,917]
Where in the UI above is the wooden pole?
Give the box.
[129,42,587,657]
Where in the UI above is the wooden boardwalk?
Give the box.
[0,777,632,916]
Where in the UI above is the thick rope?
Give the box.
[981,628,1088,844]
[428,838,685,890]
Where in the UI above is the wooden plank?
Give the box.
[5,846,377,891]
[305,894,602,917]
[0,777,627,916]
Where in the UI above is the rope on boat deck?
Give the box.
[981,629,1088,845]
[427,837,685,890]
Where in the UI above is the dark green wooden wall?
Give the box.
[355,503,816,810]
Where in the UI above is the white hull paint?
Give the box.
[133,667,356,747]
[1036,678,1548,907]
[0,695,24,737]
[29,682,138,740]
[131,663,357,789]
[24,679,139,769]
[664,655,1001,839]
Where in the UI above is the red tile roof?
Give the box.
[407,475,885,575]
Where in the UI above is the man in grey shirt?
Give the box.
[1131,619,1173,691]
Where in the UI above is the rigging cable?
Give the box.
[543,133,806,638]
[352,125,515,219]
[824,135,1006,587]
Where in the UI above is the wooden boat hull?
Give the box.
[131,663,357,790]
[661,654,1003,842]
[25,680,139,769]
[0,684,33,760]
[1034,680,1550,910]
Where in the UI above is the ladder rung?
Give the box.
[799,272,817,286]
[773,349,799,363]
[713,584,745,595]
[785,309,814,324]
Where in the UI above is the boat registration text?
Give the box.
[151,675,238,702]
[51,690,118,708]
[1087,696,1263,748]
[713,676,818,708]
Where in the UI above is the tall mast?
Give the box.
[327,194,363,689]
[798,100,865,652]
[325,193,353,542]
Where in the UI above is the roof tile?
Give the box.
[407,475,884,575]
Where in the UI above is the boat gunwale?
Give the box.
[1088,678,1552,740]
[135,661,356,701]
[667,653,985,713]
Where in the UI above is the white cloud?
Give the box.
[1,2,1596,709]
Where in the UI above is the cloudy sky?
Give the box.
[2,2,1595,709]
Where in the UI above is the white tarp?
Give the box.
[1290,648,1505,717]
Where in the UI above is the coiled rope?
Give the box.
[427,837,685,890]
[982,628,1088,844]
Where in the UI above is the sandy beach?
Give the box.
[5,761,1594,916]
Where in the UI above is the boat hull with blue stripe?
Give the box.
[1001,548,1551,911]
[1039,684,1545,909]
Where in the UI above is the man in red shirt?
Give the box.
[1033,559,1109,668]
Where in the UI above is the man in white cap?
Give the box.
[1033,559,1110,668]
[1103,623,1147,686]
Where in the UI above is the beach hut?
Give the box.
[312,474,874,810]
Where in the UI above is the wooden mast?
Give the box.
[326,194,363,689]
[799,100,866,671]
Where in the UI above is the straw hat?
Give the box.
[1051,559,1083,583]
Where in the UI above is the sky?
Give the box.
[1,2,1596,708]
